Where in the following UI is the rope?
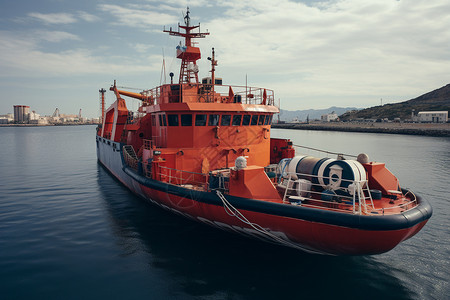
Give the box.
[293,144,357,158]
[215,190,320,254]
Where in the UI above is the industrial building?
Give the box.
[13,105,30,123]
[416,111,448,123]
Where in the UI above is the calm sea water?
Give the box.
[0,126,448,299]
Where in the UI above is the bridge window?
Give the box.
[268,115,273,125]
[195,114,207,126]
[181,114,192,126]
[258,115,264,125]
[168,114,179,126]
[242,115,251,126]
[221,114,231,126]
[232,115,242,126]
[251,115,258,125]
[209,114,220,126]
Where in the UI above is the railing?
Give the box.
[279,172,375,215]
[200,84,275,105]
[143,139,154,150]
[157,166,209,191]
[368,190,418,215]
[279,171,418,215]
[140,84,275,106]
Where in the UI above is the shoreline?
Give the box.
[272,122,450,137]
[0,123,98,127]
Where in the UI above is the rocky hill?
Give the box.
[340,84,450,121]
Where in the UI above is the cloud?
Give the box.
[37,31,81,42]
[98,4,178,28]
[195,0,450,108]
[27,11,100,25]
[132,43,155,54]
[0,31,160,77]
[77,11,100,22]
[28,12,78,25]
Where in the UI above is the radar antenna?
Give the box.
[164,7,209,84]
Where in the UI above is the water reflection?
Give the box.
[97,164,414,299]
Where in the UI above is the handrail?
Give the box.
[157,166,208,191]
[280,171,375,215]
[138,83,275,106]
[279,171,418,215]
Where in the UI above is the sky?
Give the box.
[1,0,449,118]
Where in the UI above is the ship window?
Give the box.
[181,114,192,126]
[158,114,163,126]
[168,114,179,126]
[221,114,231,126]
[152,115,156,126]
[232,115,242,126]
[268,115,273,125]
[209,114,219,126]
[195,114,207,126]
[242,115,251,126]
[251,115,258,125]
[258,115,264,125]
[264,115,270,125]
[162,114,167,126]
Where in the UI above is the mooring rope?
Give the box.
[215,190,320,254]
[293,144,357,158]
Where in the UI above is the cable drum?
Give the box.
[317,159,366,192]
[286,155,307,180]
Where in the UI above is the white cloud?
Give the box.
[27,11,100,25]
[132,43,155,54]
[98,4,178,28]
[28,12,78,24]
[37,31,81,42]
[77,11,100,22]
[0,31,160,77]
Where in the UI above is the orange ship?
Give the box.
[96,9,432,255]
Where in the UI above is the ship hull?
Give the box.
[96,136,431,255]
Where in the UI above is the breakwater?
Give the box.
[272,122,450,137]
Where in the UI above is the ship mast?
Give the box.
[163,7,209,84]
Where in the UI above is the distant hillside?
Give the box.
[279,106,358,122]
[340,84,450,121]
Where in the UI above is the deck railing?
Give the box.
[157,166,209,191]
[141,84,275,106]
[279,171,418,215]
[280,172,375,215]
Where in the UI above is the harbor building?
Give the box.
[321,112,339,122]
[416,111,448,123]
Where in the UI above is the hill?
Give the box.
[340,84,450,121]
[279,106,358,122]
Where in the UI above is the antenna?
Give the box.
[160,48,166,85]
[163,8,209,84]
